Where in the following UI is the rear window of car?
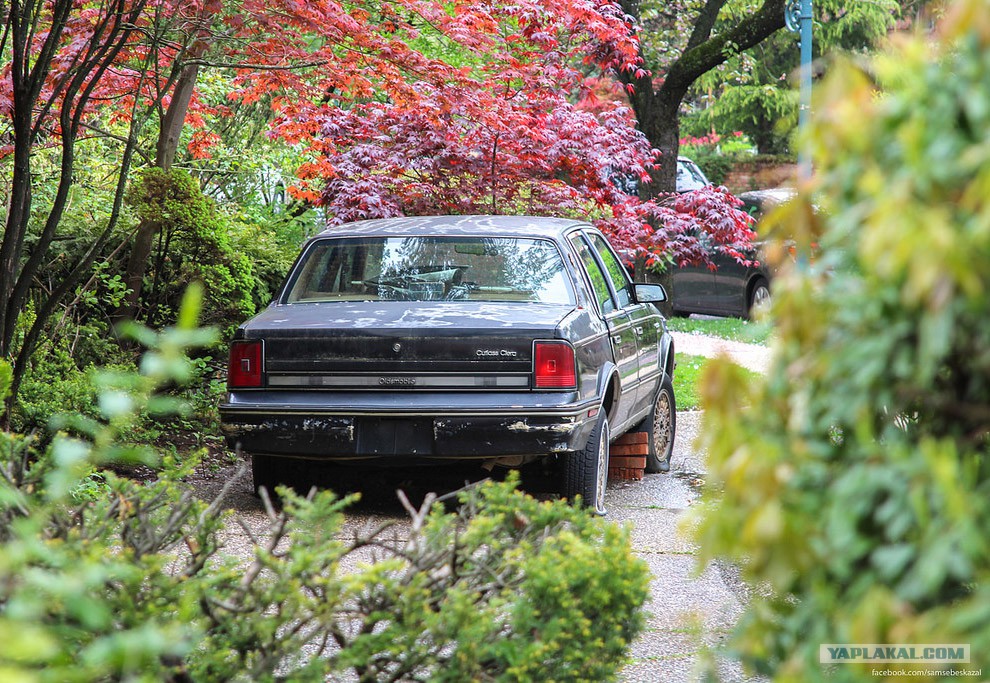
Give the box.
[284,236,575,304]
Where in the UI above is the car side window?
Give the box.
[569,235,616,315]
[587,234,633,309]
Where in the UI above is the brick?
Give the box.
[609,443,649,457]
[614,431,649,445]
[608,467,644,481]
[608,455,646,469]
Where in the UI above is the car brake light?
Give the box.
[534,341,577,389]
[228,340,263,388]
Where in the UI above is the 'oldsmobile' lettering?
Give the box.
[379,377,416,386]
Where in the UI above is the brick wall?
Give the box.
[723,159,797,194]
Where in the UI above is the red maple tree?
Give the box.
[1,0,754,410]
[167,0,750,269]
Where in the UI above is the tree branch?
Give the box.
[665,0,787,95]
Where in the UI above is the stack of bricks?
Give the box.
[608,431,649,481]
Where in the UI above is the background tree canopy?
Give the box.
[681,0,904,154]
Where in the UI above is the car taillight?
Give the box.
[534,341,577,389]
[228,340,263,388]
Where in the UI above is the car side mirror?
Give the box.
[634,283,667,303]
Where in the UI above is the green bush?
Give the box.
[11,328,134,434]
[0,289,650,681]
[693,6,990,682]
[126,168,261,337]
[679,132,755,186]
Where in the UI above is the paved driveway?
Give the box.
[613,410,753,682]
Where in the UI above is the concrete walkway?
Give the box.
[612,409,756,682]
[614,332,769,681]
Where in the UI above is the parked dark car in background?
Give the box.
[220,215,676,515]
[674,156,710,193]
[610,156,711,195]
[670,188,794,319]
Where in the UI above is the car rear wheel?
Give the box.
[642,374,676,473]
[564,412,609,515]
[748,278,771,317]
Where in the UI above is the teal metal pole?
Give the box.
[786,0,813,268]
[786,0,813,181]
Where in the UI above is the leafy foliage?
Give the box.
[0,289,650,681]
[685,0,900,154]
[126,168,259,336]
[693,6,990,680]
[679,131,755,185]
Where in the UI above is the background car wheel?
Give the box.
[251,454,280,497]
[564,412,609,515]
[642,374,676,473]
[748,278,771,317]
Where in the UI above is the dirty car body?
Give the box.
[220,215,676,514]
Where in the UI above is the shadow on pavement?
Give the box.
[205,456,564,517]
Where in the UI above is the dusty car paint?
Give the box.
[220,215,676,510]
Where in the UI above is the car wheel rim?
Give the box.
[653,390,672,460]
[595,420,609,515]
[753,285,770,308]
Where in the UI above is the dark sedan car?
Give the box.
[220,215,676,514]
[671,188,794,318]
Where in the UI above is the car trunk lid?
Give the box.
[243,301,574,389]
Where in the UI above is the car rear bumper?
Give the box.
[220,390,600,461]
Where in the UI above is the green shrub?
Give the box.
[0,289,650,681]
[13,343,110,432]
[680,132,755,186]
[693,6,990,681]
[127,168,261,338]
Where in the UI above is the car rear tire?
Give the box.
[641,374,676,473]
[564,412,609,515]
[748,278,771,317]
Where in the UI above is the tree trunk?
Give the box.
[0,0,149,423]
[633,91,684,197]
[617,0,787,198]
[117,59,201,322]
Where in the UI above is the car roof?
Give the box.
[310,215,590,240]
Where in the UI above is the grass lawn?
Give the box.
[673,352,762,410]
[665,315,773,345]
